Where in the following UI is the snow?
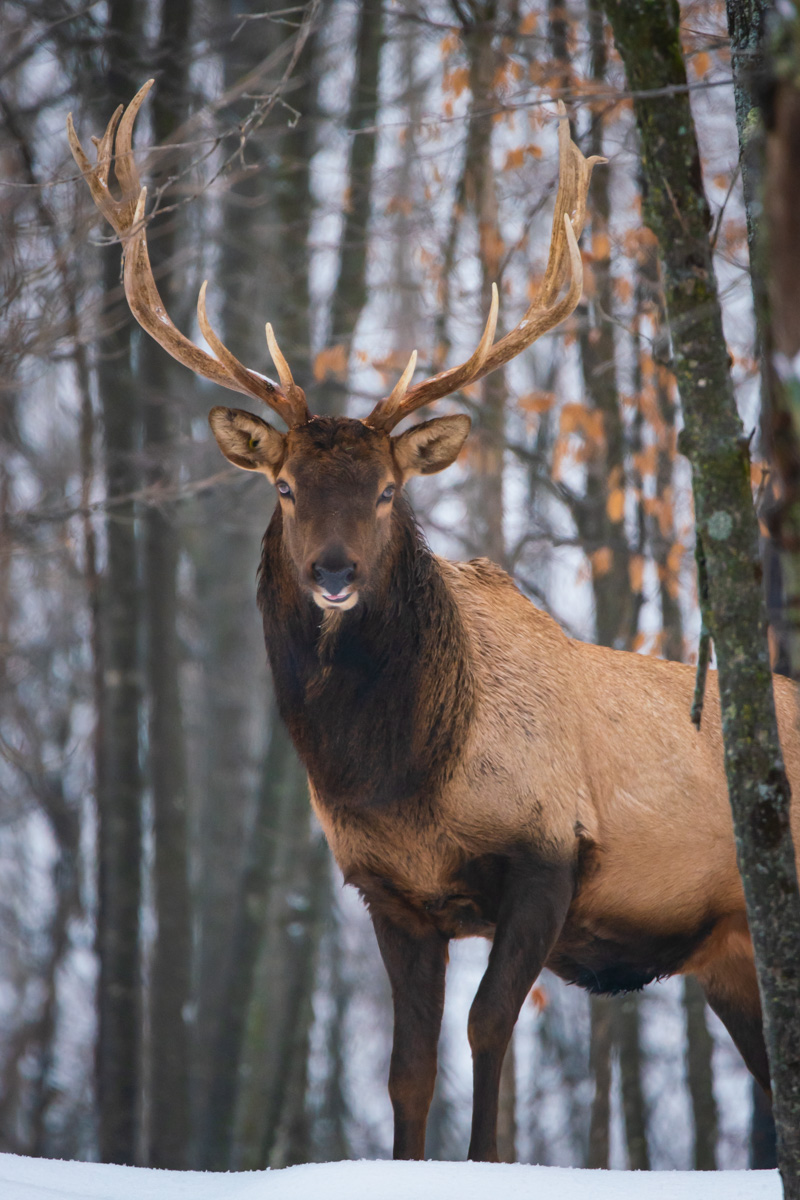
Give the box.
[0,1154,781,1200]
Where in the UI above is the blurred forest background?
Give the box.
[0,0,789,1175]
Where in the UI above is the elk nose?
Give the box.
[312,562,356,596]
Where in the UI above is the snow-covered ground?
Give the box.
[0,1154,781,1200]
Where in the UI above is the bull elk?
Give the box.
[70,82,800,1162]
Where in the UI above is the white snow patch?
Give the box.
[0,1155,781,1200]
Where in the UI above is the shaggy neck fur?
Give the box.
[257,496,474,815]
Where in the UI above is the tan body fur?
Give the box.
[314,556,800,993]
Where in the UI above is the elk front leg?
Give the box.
[371,912,448,1160]
[468,856,574,1161]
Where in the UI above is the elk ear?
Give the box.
[392,414,471,480]
[208,407,286,479]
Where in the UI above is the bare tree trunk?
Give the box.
[460,2,508,568]
[199,716,294,1168]
[232,775,326,1169]
[139,0,194,1168]
[683,976,718,1170]
[327,0,384,362]
[586,996,613,1168]
[94,0,146,1163]
[726,0,796,678]
[602,4,800,1192]
[613,996,649,1170]
[190,0,288,1140]
[197,10,322,1168]
[576,0,635,651]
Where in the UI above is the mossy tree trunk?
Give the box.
[602,2,800,1194]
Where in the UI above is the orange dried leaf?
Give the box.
[313,344,348,382]
[560,402,584,435]
[666,540,684,575]
[440,31,461,58]
[606,487,625,523]
[518,390,556,414]
[504,147,525,171]
[693,51,711,78]
[592,231,610,261]
[591,547,613,577]
[443,66,470,98]
[633,444,657,478]
[629,555,645,594]
[520,12,538,34]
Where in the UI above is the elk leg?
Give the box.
[696,956,771,1094]
[467,856,574,1162]
[371,912,448,1160]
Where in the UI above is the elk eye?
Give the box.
[276,480,294,499]
[378,484,395,504]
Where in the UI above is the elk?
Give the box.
[70,82,800,1163]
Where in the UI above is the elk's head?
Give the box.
[68,81,603,612]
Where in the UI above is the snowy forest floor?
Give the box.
[0,1155,782,1199]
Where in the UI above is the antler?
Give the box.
[67,81,309,428]
[365,103,605,433]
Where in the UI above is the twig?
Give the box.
[691,532,712,729]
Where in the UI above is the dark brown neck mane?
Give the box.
[257,496,474,814]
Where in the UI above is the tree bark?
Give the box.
[460,2,509,569]
[577,0,635,651]
[614,995,649,1171]
[94,0,146,1164]
[140,0,194,1168]
[726,0,797,677]
[327,0,384,363]
[197,8,323,1168]
[586,995,612,1168]
[683,976,718,1170]
[602,3,800,1193]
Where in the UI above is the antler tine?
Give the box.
[365,287,498,432]
[69,85,310,428]
[266,324,309,419]
[67,104,126,232]
[365,103,604,433]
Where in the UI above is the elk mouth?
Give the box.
[313,588,359,611]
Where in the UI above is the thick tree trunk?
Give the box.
[233,777,326,1169]
[763,12,800,677]
[683,976,718,1170]
[140,0,194,1168]
[726,0,796,678]
[190,0,288,1141]
[602,3,800,1193]
[197,9,322,1168]
[327,0,384,360]
[614,995,649,1171]
[94,0,145,1164]
[586,995,612,1168]
[199,718,294,1168]
[578,0,636,649]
